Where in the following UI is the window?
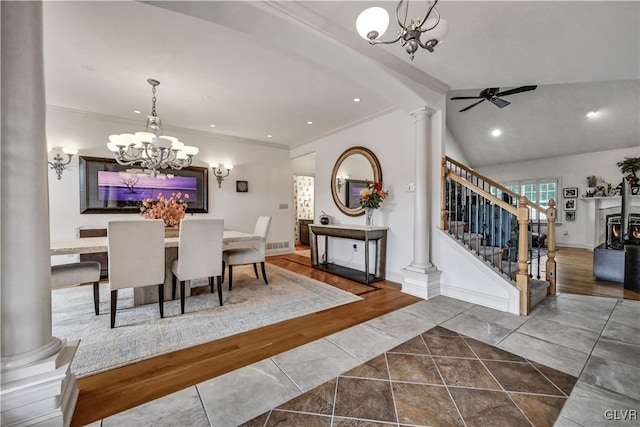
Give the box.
[490,178,558,221]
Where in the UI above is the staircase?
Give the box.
[441,157,557,315]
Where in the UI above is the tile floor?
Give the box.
[90,293,640,427]
[241,326,577,427]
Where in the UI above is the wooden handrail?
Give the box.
[445,156,547,214]
[447,172,518,215]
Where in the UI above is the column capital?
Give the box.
[410,106,435,117]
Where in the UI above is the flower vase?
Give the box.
[165,227,179,238]
[365,208,374,228]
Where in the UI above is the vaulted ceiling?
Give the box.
[43,1,639,166]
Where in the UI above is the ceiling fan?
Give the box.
[451,85,537,112]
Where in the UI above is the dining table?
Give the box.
[51,230,260,305]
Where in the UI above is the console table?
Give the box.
[309,224,388,284]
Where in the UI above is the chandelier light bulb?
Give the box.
[424,17,449,43]
[356,7,390,40]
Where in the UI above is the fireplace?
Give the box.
[606,213,640,249]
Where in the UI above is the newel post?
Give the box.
[516,196,531,315]
[545,199,557,295]
[441,158,448,230]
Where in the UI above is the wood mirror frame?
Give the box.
[330,146,382,217]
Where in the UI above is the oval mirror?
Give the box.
[331,146,382,216]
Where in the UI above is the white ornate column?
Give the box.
[401,108,442,298]
[1,2,79,426]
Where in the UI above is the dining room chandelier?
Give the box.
[106,78,199,176]
[356,0,448,61]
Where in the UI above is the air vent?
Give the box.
[266,241,290,250]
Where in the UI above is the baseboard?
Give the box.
[440,283,517,314]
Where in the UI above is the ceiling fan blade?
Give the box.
[491,97,511,108]
[451,96,483,100]
[495,85,538,97]
[459,99,485,112]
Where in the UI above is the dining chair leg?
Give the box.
[93,281,100,315]
[172,274,177,300]
[110,289,118,329]
[180,280,186,314]
[158,284,165,318]
[261,262,268,285]
[209,276,214,293]
[253,263,259,278]
[221,261,225,282]
[216,276,223,306]
[228,265,233,291]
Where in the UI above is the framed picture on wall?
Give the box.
[564,199,576,211]
[563,187,578,198]
[565,211,576,221]
[79,156,208,214]
[236,180,248,193]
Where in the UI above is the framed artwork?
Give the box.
[563,187,578,198]
[565,211,576,221]
[564,199,576,211]
[236,180,248,193]
[79,156,208,214]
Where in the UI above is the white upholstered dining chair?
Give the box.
[171,218,225,314]
[51,261,101,315]
[223,216,271,291]
[108,219,165,328]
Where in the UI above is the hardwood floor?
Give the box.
[552,246,639,300]
[71,253,419,427]
[70,248,637,426]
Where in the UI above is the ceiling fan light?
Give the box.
[356,7,389,40]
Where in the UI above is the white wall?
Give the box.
[475,146,640,248]
[292,110,415,282]
[444,126,470,165]
[47,107,295,257]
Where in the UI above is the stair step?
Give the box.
[530,279,550,308]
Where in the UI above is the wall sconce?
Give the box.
[212,163,233,188]
[48,147,78,180]
[336,174,349,191]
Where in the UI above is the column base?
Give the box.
[401,266,442,299]
[1,339,79,427]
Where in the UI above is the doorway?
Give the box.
[292,152,316,255]
[294,175,314,250]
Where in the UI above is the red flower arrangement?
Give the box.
[359,181,388,210]
[140,192,189,228]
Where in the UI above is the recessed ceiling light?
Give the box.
[133,110,141,114]
[586,111,598,118]
[267,134,273,138]
[353,97,361,102]
[307,121,313,125]
[209,124,216,128]
[491,129,502,137]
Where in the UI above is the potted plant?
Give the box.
[586,175,599,196]
[616,157,640,187]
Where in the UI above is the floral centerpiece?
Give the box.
[359,181,388,227]
[140,192,189,228]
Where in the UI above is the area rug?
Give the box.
[52,264,361,378]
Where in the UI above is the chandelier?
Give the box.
[356,0,449,61]
[107,79,199,176]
